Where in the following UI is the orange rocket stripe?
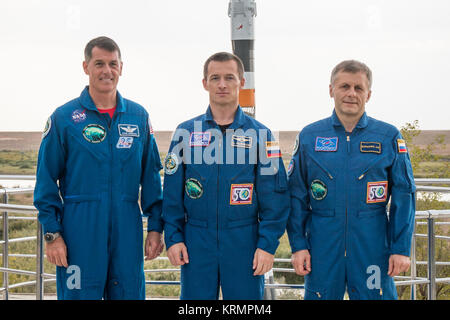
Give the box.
[239,89,255,107]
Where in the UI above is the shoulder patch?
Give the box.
[287,158,295,176]
[164,152,179,175]
[397,139,407,153]
[292,133,300,155]
[266,141,281,158]
[42,116,52,139]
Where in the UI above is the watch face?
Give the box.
[44,234,54,241]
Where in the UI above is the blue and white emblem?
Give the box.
[71,109,87,123]
[189,132,211,147]
[118,124,140,137]
[315,137,338,152]
[116,137,133,149]
[164,152,179,175]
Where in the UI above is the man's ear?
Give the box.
[82,61,89,75]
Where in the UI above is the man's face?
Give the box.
[329,71,371,118]
[83,47,122,95]
[202,60,244,107]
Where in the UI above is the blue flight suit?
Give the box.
[162,106,290,300]
[287,111,416,300]
[33,86,163,300]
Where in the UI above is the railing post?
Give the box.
[410,193,417,300]
[36,221,44,300]
[2,189,9,300]
[427,215,436,300]
[263,269,276,300]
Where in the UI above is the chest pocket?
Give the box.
[305,151,336,211]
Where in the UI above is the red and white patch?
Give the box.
[230,183,253,205]
[367,181,388,203]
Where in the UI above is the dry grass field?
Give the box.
[1,130,449,157]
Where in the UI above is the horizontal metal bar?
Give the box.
[394,279,430,286]
[0,267,36,276]
[416,186,450,192]
[145,281,180,286]
[272,268,296,273]
[0,175,36,181]
[0,253,36,258]
[415,261,450,266]
[0,188,34,195]
[0,216,37,221]
[144,269,180,273]
[415,178,450,184]
[0,236,36,245]
[264,283,305,289]
[414,234,450,241]
[417,222,450,226]
[0,204,38,215]
[435,277,450,284]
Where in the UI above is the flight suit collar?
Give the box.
[79,86,127,113]
[204,105,246,129]
[331,109,369,129]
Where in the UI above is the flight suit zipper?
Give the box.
[344,135,350,257]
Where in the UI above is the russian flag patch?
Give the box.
[266,141,281,158]
[397,139,407,153]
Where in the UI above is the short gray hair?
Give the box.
[330,60,372,89]
[84,36,121,63]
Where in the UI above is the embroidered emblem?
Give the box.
[310,179,327,200]
[118,124,140,137]
[71,109,87,123]
[82,124,106,143]
[287,158,295,176]
[230,183,254,205]
[367,181,388,203]
[185,178,203,199]
[315,137,338,152]
[231,135,252,148]
[42,116,52,139]
[164,152,179,175]
[116,137,133,149]
[360,141,381,154]
[397,139,407,153]
[266,141,282,158]
[189,132,211,147]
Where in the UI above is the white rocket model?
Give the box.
[228,0,256,118]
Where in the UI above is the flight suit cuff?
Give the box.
[147,217,163,233]
[389,247,411,257]
[257,239,278,255]
[42,221,62,234]
[166,233,185,250]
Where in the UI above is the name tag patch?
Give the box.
[266,141,281,158]
[397,139,407,153]
[315,137,338,152]
[231,135,252,148]
[116,137,133,149]
[360,141,381,154]
[118,124,140,137]
[190,132,211,147]
[367,181,388,203]
[230,183,253,205]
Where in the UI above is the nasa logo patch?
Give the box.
[367,181,388,203]
[71,109,87,123]
[315,137,338,152]
[230,183,254,205]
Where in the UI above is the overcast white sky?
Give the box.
[1,0,449,132]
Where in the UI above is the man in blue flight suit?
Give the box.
[33,37,164,299]
[162,52,290,299]
[287,60,416,300]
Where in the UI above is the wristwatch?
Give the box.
[44,232,61,243]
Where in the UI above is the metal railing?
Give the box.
[1,176,449,300]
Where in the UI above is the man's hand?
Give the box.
[253,249,274,276]
[291,249,311,276]
[388,254,410,277]
[45,237,68,267]
[167,242,189,266]
[145,231,164,261]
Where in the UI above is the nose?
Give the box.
[347,87,357,97]
[218,77,227,89]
